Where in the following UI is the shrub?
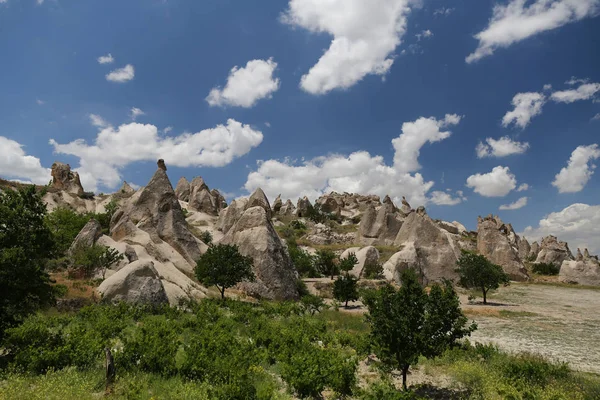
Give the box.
[300,295,328,315]
[290,220,307,231]
[199,230,213,245]
[315,249,338,279]
[288,240,318,278]
[363,262,384,279]
[532,262,560,276]
[70,244,124,279]
[45,208,91,256]
[333,274,359,308]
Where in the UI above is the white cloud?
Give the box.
[0,136,50,184]
[499,196,528,210]
[50,119,263,191]
[106,64,135,83]
[543,84,553,91]
[36,99,45,105]
[565,76,589,85]
[206,58,280,108]
[281,0,414,95]
[89,114,109,128]
[163,126,173,134]
[415,29,433,41]
[466,166,517,197]
[550,82,600,103]
[130,107,145,120]
[434,7,454,16]
[592,113,600,121]
[37,0,44,4]
[244,114,462,206]
[552,144,600,193]
[430,190,466,206]
[521,203,600,253]
[476,136,530,158]
[264,122,271,128]
[502,92,545,129]
[97,53,114,64]
[466,0,600,63]
[517,183,529,192]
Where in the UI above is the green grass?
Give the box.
[498,310,538,318]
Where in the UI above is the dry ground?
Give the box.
[305,278,600,374]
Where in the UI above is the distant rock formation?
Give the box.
[305,223,355,245]
[247,188,272,219]
[216,198,249,235]
[529,241,540,260]
[535,235,574,266]
[517,237,531,261]
[98,260,169,306]
[175,177,191,202]
[220,206,299,300]
[296,196,312,217]
[118,181,136,195]
[51,162,84,196]
[559,248,600,286]
[358,198,403,245]
[278,199,296,216]
[272,195,283,214]
[476,215,528,281]
[68,218,103,255]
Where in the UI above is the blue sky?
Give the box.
[1,0,600,251]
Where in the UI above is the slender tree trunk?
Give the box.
[401,365,409,391]
[220,287,226,302]
[482,287,487,304]
[104,347,115,393]
[345,299,349,308]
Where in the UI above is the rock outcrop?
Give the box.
[272,195,283,214]
[305,223,355,245]
[98,260,169,305]
[220,206,299,300]
[296,196,312,217]
[518,237,531,261]
[476,215,528,281]
[340,246,380,277]
[358,199,403,245]
[118,181,136,195]
[68,218,103,254]
[278,199,296,216]
[559,249,600,286]
[216,198,249,235]
[529,241,540,260]
[175,177,191,202]
[247,188,272,218]
[51,162,84,196]
[400,196,412,214]
[535,235,574,266]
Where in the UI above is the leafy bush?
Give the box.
[288,240,318,278]
[300,295,328,315]
[363,262,384,279]
[455,250,509,304]
[315,249,338,279]
[199,230,213,245]
[45,208,91,256]
[289,220,307,231]
[333,274,359,307]
[69,244,124,279]
[532,262,560,275]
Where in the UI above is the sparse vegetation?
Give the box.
[69,244,124,279]
[363,262,384,279]
[532,262,560,276]
[315,249,338,279]
[199,230,213,245]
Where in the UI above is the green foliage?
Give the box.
[339,252,358,273]
[333,274,359,307]
[300,295,328,315]
[0,187,57,339]
[288,240,318,278]
[359,380,421,399]
[455,250,510,304]
[363,262,384,279]
[532,262,560,276]
[45,208,90,256]
[304,204,341,224]
[363,270,476,390]
[70,244,124,279]
[199,230,213,245]
[78,191,95,200]
[289,220,306,231]
[315,249,338,279]
[195,244,255,300]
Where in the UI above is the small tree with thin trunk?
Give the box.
[363,269,476,391]
[315,249,338,279]
[195,244,255,301]
[455,250,509,304]
[333,252,359,307]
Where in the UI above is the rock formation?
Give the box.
[340,246,380,277]
[559,249,600,286]
[278,199,296,216]
[358,199,403,245]
[98,261,169,305]
[296,196,312,217]
[216,198,249,235]
[220,206,299,300]
[305,223,355,245]
[247,188,272,219]
[518,237,531,261]
[68,218,103,255]
[400,196,412,214]
[272,195,283,214]
[529,241,540,260]
[175,177,191,202]
[535,235,574,266]
[51,162,84,196]
[118,181,136,195]
[476,215,528,281]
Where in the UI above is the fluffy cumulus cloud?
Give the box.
[130,107,145,120]
[550,82,600,103]
[281,0,414,95]
[466,0,600,63]
[97,53,114,64]
[244,114,463,206]
[430,190,466,206]
[476,136,530,158]
[106,64,135,83]
[206,58,280,108]
[0,136,50,184]
[499,196,528,210]
[552,144,600,193]
[517,183,529,192]
[521,203,600,253]
[89,114,109,128]
[466,166,518,197]
[502,92,545,129]
[50,118,264,191]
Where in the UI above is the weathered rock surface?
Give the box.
[535,235,574,266]
[247,188,272,218]
[358,200,403,245]
[400,196,412,214]
[529,241,540,259]
[383,242,420,283]
[175,177,191,202]
[272,195,283,214]
[436,220,459,235]
[296,196,312,217]
[518,237,531,261]
[305,223,355,245]
[51,162,84,196]
[216,198,249,235]
[220,206,299,300]
[278,199,296,216]
[340,246,380,277]
[68,218,103,254]
[118,181,136,195]
[476,215,528,281]
[98,260,169,305]
[559,249,600,286]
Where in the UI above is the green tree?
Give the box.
[339,252,358,274]
[315,249,338,279]
[455,250,510,304]
[0,187,57,338]
[45,207,90,256]
[363,269,476,391]
[70,244,124,279]
[288,239,318,278]
[195,244,255,301]
[333,274,359,308]
[300,294,328,315]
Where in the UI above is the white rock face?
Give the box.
[98,260,169,306]
[383,242,419,283]
[340,246,380,277]
[559,249,600,286]
[535,235,574,266]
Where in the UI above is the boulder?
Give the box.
[392,210,460,284]
[296,196,312,217]
[357,205,377,238]
[220,206,299,300]
[216,198,249,235]
[400,196,412,214]
[535,235,573,266]
[68,218,103,255]
[340,246,380,277]
[452,221,468,235]
[51,162,84,196]
[110,160,203,266]
[124,245,138,263]
[559,250,600,286]
[97,260,169,305]
[383,242,422,283]
[476,215,528,281]
[436,220,459,235]
[319,196,341,214]
[175,177,191,201]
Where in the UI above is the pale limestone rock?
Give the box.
[68,218,103,255]
[340,246,380,278]
[98,260,169,306]
[175,177,191,201]
[535,235,574,266]
[51,162,84,196]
